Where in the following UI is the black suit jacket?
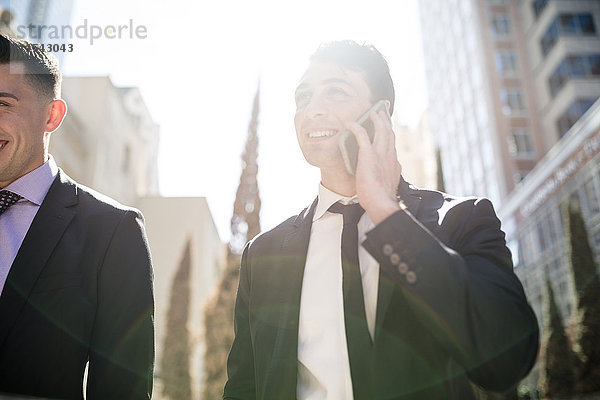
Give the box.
[224,178,539,400]
[0,170,154,400]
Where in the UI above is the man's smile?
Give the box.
[307,129,338,139]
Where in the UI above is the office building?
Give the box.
[419,0,600,389]
[418,0,553,207]
[394,110,439,190]
[51,76,225,398]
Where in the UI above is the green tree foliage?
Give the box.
[203,86,261,399]
[229,87,262,255]
[202,255,240,400]
[540,278,575,398]
[564,199,600,394]
[160,238,193,400]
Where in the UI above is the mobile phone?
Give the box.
[339,100,391,175]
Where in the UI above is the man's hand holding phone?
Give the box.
[339,100,391,175]
[343,100,403,225]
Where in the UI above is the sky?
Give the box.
[60,0,429,242]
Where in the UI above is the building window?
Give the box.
[541,13,597,56]
[537,219,549,252]
[546,259,560,277]
[501,88,526,114]
[537,212,559,252]
[491,15,511,37]
[546,213,559,248]
[557,98,598,137]
[518,237,529,266]
[593,229,600,251]
[495,51,518,74]
[549,54,600,96]
[533,0,549,19]
[583,178,600,216]
[513,170,530,183]
[508,128,535,158]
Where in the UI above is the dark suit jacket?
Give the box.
[0,170,154,400]
[224,178,539,400]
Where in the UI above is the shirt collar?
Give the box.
[3,155,59,206]
[313,183,359,222]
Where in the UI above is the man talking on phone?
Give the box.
[224,40,539,400]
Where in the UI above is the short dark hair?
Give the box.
[310,40,395,114]
[0,33,61,100]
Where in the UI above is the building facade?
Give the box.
[519,0,600,144]
[139,197,226,400]
[394,110,438,190]
[51,76,160,205]
[420,0,538,207]
[50,76,225,399]
[419,0,600,391]
[418,0,600,298]
[499,100,600,387]
[419,0,600,205]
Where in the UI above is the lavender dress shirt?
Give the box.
[0,157,58,294]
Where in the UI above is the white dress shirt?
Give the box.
[297,184,380,400]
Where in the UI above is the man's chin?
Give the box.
[303,155,347,173]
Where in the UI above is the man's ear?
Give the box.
[384,100,391,114]
[44,99,67,133]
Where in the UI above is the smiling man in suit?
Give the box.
[224,41,539,400]
[0,34,154,399]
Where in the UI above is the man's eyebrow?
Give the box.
[321,78,351,86]
[0,92,19,101]
[295,83,308,94]
[295,78,351,94]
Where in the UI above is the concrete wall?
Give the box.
[138,197,225,400]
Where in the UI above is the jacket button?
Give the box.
[390,253,401,265]
[406,271,417,284]
[383,244,393,256]
[397,262,408,274]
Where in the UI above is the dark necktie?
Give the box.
[328,202,373,399]
[0,190,22,216]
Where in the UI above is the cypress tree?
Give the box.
[160,238,193,400]
[203,86,261,399]
[0,8,16,36]
[228,85,262,255]
[540,277,575,398]
[563,199,600,394]
[435,148,445,192]
[202,255,241,400]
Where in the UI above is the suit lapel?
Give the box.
[375,178,423,339]
[0,171,77,348]
[276,184,429,346]
[267,198,317,397]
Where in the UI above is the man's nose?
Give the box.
[305,96,328,119]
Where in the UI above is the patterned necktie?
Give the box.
[328,202,373,400]
[0,190,22,216]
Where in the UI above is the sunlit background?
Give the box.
[63,0,428,239]
[2,0,600,398]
